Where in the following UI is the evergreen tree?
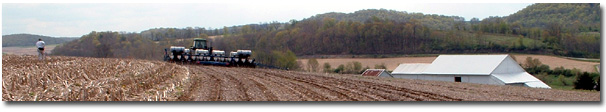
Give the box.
[574,72,595,90]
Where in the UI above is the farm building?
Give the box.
[391,54,551,89]
[361,69,392,77]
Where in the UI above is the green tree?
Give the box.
[534,72,550,84]
[223,26,230,37]
[556,74,568,86]
[307,58,319,72]
[323,62,332,73]
[546,22,562,44]
[334,64,345,73]
[344,62,355,74]
[524,57,541,68]
[342,61,363,74]
[516,36,526,50]
[353,61,362,73]
[241,25,253,34]
[272,50,298,70]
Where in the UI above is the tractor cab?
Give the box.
[192,38,207,50]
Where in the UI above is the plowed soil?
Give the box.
[2,55,600,101]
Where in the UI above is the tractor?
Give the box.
[164,38,255,67]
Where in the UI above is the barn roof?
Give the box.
[422,55,509,75]
[361,69,386,77]
[492,72,551,88]
[524,81,552,89]
[392,63,430,74]
[492,72,541,84]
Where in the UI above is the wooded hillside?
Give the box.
[51,3,601,68]
[2,34,77,47]
[306,9,465,31]
[214,4,600,58]
[506,3,600,31]
[51,31,163,60]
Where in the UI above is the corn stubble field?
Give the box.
[2,55,600,101]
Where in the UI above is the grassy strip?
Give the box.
[565,57,601,63]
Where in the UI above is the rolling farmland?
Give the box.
[2,55,600,101]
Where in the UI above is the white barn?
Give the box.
[391,54,551,89]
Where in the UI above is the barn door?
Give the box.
[455,77,462,82]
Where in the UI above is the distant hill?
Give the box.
[212,4,600,58]
[307,9,465,31]
[2,34,78,47]
[506,3,600,31]
[51,31,163,60]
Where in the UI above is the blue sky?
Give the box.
[2,2,533,37]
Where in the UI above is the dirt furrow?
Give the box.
[249,69,373,101]
[299,75,415,101]
[233,68,281,101]
[319,79,413,101]
[204,66,251,101]
[318,79,409,101]
[178,66,221,101]
[338,77,463,101]
[252,69,409,101]
[176,75,199,101]
[188,66,223,101]
[257,70,354,101]
[246,77,279,101]
[251,71,329,101]
[253,69,458,101]
[295,75,400,101]
[232,73,305,101]
[292,76,358,101]
[288,74,382,101]
[306,73,455,101]
[207,73,223,101]
[215,68,255,101]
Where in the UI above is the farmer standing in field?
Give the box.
[36,38,45,60]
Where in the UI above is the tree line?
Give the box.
[2,34,77,47]
[211,4,599,58]
[52,31,163,60]
[52,3,600,69]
